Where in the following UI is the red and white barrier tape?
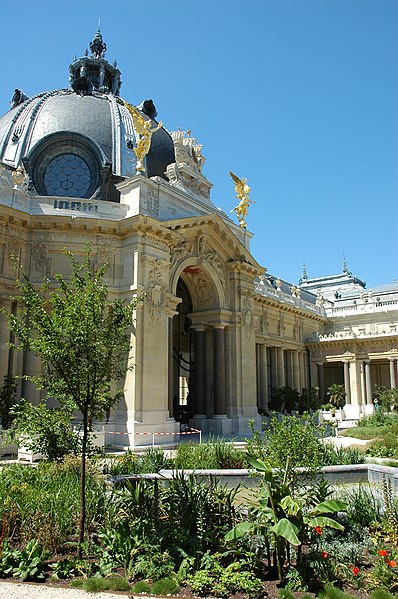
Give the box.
[105,429,200,436]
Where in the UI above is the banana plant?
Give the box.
[225,457,347,582]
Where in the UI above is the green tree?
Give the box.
[0,374,17,429]
[2,249,139,556]
[326,384,346,409]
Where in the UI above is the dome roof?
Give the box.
[0,30,175,202]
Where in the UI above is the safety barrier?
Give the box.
[106,427,202,446]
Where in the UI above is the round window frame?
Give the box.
[31,137,101,199]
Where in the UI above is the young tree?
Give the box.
[3,249,139,556]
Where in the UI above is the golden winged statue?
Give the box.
[229,171,254,229]
[124,101,163,173]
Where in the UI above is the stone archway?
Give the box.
[170,264,231,435]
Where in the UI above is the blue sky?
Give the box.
[1,0,397,288]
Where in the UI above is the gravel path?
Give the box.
[0,581,134,598]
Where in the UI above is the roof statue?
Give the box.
[123,101,163,174]
[90,26,107,58]
[229,171,254,229]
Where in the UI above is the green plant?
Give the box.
[284,566,309,591]
[9,400,81,460]
[131,545,175,581]
[226,457,346,582]
[217,569,263,598]
[0,541,19,578]
[370,589,398,599]
[97,521,136,576]
[298,386,322,413]
[151,577,179,595]
[381,475,398,544]
[269,386,301,413]
[82,576,130,592]
[133,580,152,593]
[327,384,346,409]
[12,539,49,581]
[2,247,140,556]
[50,556,86,580]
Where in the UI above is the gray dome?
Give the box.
[0,30,175,201]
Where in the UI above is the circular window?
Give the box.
[43,154,92,198]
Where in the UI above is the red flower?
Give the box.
[378,549,388,557]
[314,526,323,535]
[388,560,397,568]
[352,566,360,576]
[322,551,328,559]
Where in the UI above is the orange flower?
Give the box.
[352,566,360,576]
[378,549,388,557]
[322,551,328,559]
[388,560,397,568]
[314,526,323,535]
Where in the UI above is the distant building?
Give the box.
[0,31,396,442]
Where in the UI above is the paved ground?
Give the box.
[0,581,136,598]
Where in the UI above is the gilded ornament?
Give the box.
[12,165,27,187]
[229,171,255,229]
[124,101,162,174]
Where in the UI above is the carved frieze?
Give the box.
[241,293,254,336]
[194,277,215,307]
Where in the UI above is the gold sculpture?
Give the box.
[124,101,163,173]
[229,171,254,229]
[12,165,27,187]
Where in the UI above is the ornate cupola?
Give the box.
[68,28,122,95]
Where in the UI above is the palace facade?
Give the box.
[0,31,396,444]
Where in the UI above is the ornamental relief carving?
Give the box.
[145,188,159,216]
[97,235,117,265]
[242,294,254,337]
[144,267,166,322]
[145,236,170,252]
[194,276,215,308]
[171,240,193,269]
[31,232,52,277]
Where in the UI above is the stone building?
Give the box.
[0,31,396,444]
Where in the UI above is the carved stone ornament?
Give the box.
[171,129,206,174]
[194,277,215,307]
[97,235,116,264]
[146,188,159,216]
[144,267,166,321]
[31,232,52,276]
[5,226,22,262]
[171,240,193,269]
[242,294,254,336]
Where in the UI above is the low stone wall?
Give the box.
[109,463,398,492]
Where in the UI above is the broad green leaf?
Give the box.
[280,495,301,517]
[270,518,300,546]
[309,500,347,515]
[307,516,344,531]
[225,521,255,541]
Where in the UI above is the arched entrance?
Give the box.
[171,279,193,425]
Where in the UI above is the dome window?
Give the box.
[43,153,92,198]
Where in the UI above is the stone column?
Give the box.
[364,360,373,414]
[168,319,174,417]
[346,359,362,419]
[193,326,206,416]
[213,325,226,416]
[318,363,325,403]
[277,347,285,387]
[361,361,366,408]
[343,360,351,405]
[390,359,397,390]
[310,361,319,388]
[293,351,300,391]
[258,343,268,412]
[301,351,308,390]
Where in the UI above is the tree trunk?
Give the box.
[77,409,88,558]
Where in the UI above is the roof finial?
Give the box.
[90,25,106,58]
[302,261,308,281]
[342,254,348,274]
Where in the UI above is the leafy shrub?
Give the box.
[82,576,130,592]
[133,580,152,593]
[367,433,398,458]
[0,541,19,578]
[151,577,179,595]
[174,438,244,469]
[50,556,85,579]
[218,570,263,598]
[131,545,175,581]
[8,400,81,460]
[188,569,218,595]
[12,539,49,581]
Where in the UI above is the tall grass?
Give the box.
[0,457,105,551]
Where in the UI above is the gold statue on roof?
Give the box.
[229,171,254,229]
[124,101,163,174]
